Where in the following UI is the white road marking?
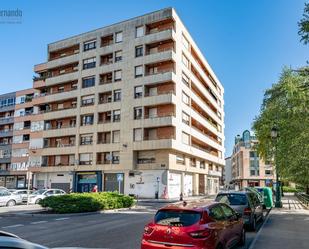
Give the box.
[31,221,48,224]
[284,217,293,220]
[54,217,70,221]
[2,224,24,229]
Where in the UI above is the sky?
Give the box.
[0,0,307,156]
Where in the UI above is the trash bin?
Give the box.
[155,191,159,199]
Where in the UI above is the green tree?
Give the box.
[252,68,309,193]
[298,2,309,44]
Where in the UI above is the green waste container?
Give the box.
[255,187,273,208]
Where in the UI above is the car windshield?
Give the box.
[216,194,248,206]
[154,210,201,227]
[32,189,46,195]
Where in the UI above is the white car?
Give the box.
[28,189,66,204]
[9,189,33,202]
[0,190,23,206]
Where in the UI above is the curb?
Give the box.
[1,205,140,218]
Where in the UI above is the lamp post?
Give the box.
[271,127,283,208]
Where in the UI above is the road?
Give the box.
[0,201,267,249]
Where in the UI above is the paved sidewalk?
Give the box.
[0,204,43,215]
[250,195,309,249]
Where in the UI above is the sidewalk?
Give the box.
[250,195,309,249]
[137,195,216,203]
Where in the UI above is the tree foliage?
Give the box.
[298,2,309,44]
[252,68,309,188]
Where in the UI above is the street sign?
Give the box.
[117,173,123,182]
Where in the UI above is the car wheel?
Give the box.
[251,217,257,231]
[7,200,16,207]
[35,199,41,204]
[238,228,246,246]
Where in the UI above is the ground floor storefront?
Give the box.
[0,174,27,189]
[233,178,275,190]
[33,170,221,199]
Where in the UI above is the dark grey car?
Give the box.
[215,191,264,231]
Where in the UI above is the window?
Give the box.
[182,132,190,145]
[250,151,258,158]
[190,158,196,167]
[82,76,95,88]
[182,54,189,68]
[115,31,123,43]
[200,161,205,169]
[220,204,235,219]
[113,90,121,102]
[136,26,144,38]
[114,70,122,81]
[112,130,120,143]
[81,114,94,126]
[134,107,143,120]
[182,35,190,50]
[265,170,272,175]
[182,72,190,86]
[182,112,190,125]
[182,92,190,105]
[115,50,122,62]
[80,134,93,145]
[112,151,120,164]
[209,205,225,221]
[81,95,95,106]
[83,57,96,69]
[176,155,185,165]
[134,128,142,141]
[79,153,93,165]
[83,40,96,51]
[134,86,143,98]
[113,110,121,122]
[135,65,143,78]
[135,45,143,57]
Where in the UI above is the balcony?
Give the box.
[0,129,13,138]
[98,111,112,124]
[0,117,14,125]
[41,155,75,167]
[81,98,95,107]
[97,132,111,144]
[145,39,175,55]
[100,53,113,66]
[191,118,221,145]
[43,136,75,148]
[143,126,175,141]
[145,60,175,76]
[101,34,113,47]
[191,136,218,157]
[98,92,112,104]
[49,44,80,61]
[145,18,175,35]
[144,82,175,97]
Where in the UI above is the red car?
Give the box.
[141,200,245,249]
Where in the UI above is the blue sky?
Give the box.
[0,0,307,155]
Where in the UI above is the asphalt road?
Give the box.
[0,201,267,249]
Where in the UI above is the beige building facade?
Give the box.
[25,8,225,198]
[231,130,275,189]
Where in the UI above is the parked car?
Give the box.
[0,230,48,249]
[0,190,23,207]
[0,186,9,192]
[244,187,265,209]
[28,189,66,204]
[141,200,245,249]
[215,191,264,231]
[255,187,273,208]
[9,189,33,202]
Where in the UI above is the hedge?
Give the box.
[282,186,299,193]
[39,192,135,214]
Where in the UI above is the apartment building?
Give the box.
[230,130,275,189]
[1,8,224,198]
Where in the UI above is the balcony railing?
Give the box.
[145,69,175,76]
[80,140,93,145]
[144,90,175,97]
[145,47,174,55]
[79,161,93,165]
[44,124,76,130]
[44,143,75,148]
[143,134,175,141]
[97,160,111,165]
[81,99,95,107]
[144,112,175,119]
[40,106,76,114]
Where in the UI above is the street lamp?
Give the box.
[271,126,283,208]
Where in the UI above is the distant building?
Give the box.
[224,156,232,187]
[230,130,275,189]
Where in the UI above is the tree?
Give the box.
[298,2,309,45]
[252,68,309,193]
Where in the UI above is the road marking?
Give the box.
[305,217,309,221]
[30,221,48,224]
[54,217,70,221]
[248,210,272,249]
[284,217,293,220]
[2,224,24,229]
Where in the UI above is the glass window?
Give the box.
[112,151,120,164]
[220,204,235,219]
[182,72,190,86]
[135,45,143,57]
[182,92,190,105]
[115,50,122,62]
[81,114,94,126]
[182,112,190,125]
[209,205,225,221]
[83,40,96,51]
[115,31,123,43]
[135,65,143,78]
[113,110,121,122]
[134,86,143,98]
[134,107,143,120]
[155,210,201,227]
[82,76,95,88]
[83,57,96,70]
[215,194,248,206]
[136,26,144,38]
[113,90,121,102]
[114,70,122,81]
[112,130,120,143]
[176,155,185,165]
[182,54,189,68]
[134,128,142,141]
[182,132,190,145]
